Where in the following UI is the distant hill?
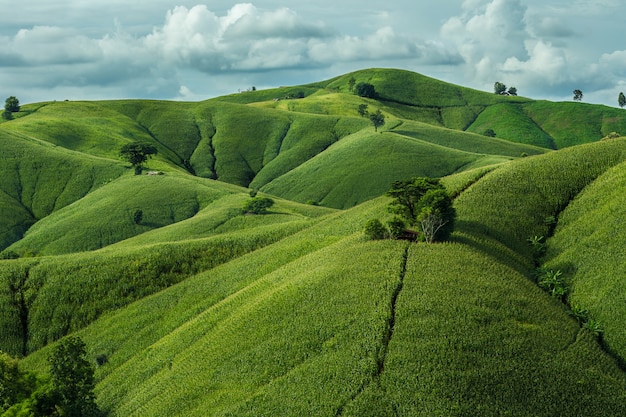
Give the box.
[1,68,626,416]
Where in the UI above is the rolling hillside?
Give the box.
[2,68,626,416]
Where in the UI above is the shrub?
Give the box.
[364,219,387,240]
[355,83,377,99]
[242,197,274,214]
[386,217,406,240]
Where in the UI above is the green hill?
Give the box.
[2,68,626,416]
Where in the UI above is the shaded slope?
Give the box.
[5,173,234,256]
[0,128,126,251]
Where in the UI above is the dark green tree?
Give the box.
[4,96,20,113]
[357,103,369,117]
[119,142,158,175]
[48,336,100,416]
[242,197,274,214]
[507,86,517,96]
[0,352,37,413]
[573,89,583,101]
[355,82,377,98]
[369,109,385,132]
[494,82,507,95]
[619,92,626,108]
[387,177,441,221]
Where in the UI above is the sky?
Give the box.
[1,0,625,107]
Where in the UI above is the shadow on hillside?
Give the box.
[451,221,532,277]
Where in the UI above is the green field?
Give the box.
[2,68,626,416]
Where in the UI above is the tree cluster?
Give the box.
[0,336,102,416]
[364,177,455,243]
[242,197,274,214]
[356,104,385,132]
[493,82,517,96]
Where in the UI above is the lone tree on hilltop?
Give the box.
[507,86,518,96]
[494,82,507,95]
[355,82,377,99]
[119,142,158,175]
[573,89,583,101]
[4,96,20,112]
[619,92,626,108]
[3,96,20,120]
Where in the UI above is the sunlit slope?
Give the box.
[0,128,126,251]
[259,129,515,209]
[344,243,626,416]
[543,142,626,364]
[453,138,626,264]
[19,189,626,416]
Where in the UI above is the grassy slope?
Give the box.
[4,68,626,415]
[19,161,626,416]
[0,128,126,251]
[543,142,626,362]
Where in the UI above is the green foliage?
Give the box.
[494,81,507,95]
[119,142,158,175]
[242,197,274,214]
[386,177,441,222]
[355,82,377,98]
[48,336,100,416]
[385,217,406,240]
[4,97,19,113]
[619,92,626,108]
[0,352,36,413]
[363,218,386,240]
[357,103,368,117]
[132,209,143,225]
[369,109,385,132]
[573,89,583,101]
[536,268,568,299]
[416,187,455,243]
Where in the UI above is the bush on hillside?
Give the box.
[242,197,274,214]
[364,218,387,240]
[355,82,377,99]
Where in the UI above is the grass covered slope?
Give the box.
[543,146,626,363]
[19,190,626,416]
[0,128,126,251]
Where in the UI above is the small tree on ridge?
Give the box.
[119,142,158,175]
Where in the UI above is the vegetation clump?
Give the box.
[0,336,101,416]
[119,142,158,175]
[2,96,19,120]
[365,177,455,243]
[242,197,274,214]
[355,82,377,99]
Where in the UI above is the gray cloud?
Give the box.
[1,1,625,106]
